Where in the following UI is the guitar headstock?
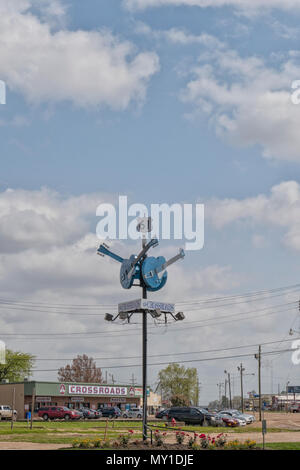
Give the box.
[149,238,159,249]
[97,242,110,257]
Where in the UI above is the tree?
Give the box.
[170,394,190,407]
[158,363,198,405]
[0,349,35,382]
[208,399,220,410]
[58,354,103,383]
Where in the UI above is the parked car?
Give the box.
[290,404,300,413]
[166,407,205,425]
[214,413,240,427]
[231,410,255,423]
[219,409,253,424]
[99,406,121,418]
[38,406,81,421]
[195,407,216,425]
[217,411,246,426]
[79,408,97,419]
[155,408,169,420]
[0,405,17,420]
[122,407,143,419]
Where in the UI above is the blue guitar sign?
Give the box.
[97,240,185,292]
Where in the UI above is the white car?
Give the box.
[0,405,17,420]
[122,408,143,419]
[228,409,255,424]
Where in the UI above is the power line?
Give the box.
[0,282,299,315]
[1,299,297,338]
[31,336,300,361]
[29,347,295,372]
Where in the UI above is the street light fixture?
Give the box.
[105,313,114,322]
[151,308,162,319]
[175,312,185,321]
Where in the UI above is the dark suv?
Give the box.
[99,407,121,418]
[166,407,205,425]
[38,406,81,421]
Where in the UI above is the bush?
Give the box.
[93,439,102,448]
[175,431,186,445]
[79,439,93,449]
[215,433,227,448]
[118,431,134,447]
[154,429,167,446]
[199,434,210,449]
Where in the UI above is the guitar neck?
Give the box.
[156,250,185,275]
[127,238,158,278]
[97,245,124,264]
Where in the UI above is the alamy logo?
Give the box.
[291,80,300,105]
[96,196,204,251]
[291,339,300,365]
[0,80,6,105]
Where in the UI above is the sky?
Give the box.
[1,0,300,404]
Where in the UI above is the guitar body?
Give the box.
[120,255,140,289]
[142,256,168,292]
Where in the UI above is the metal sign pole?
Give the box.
[142,285,147,441]
[142,234,148,441]
[98,217,185,442]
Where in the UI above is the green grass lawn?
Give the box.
[0,420,297,446]
[257,442,300,450]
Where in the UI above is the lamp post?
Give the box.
[99,218,185,441]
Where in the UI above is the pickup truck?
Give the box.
[0,405,17,420]
[290,404,300,413]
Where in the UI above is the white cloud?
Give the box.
[135,21,224,48]
[207,180,300,251]
[125,0,300,14]
[181,47,300,161]
[0,0,159,108]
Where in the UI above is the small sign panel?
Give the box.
[118,298,175,314]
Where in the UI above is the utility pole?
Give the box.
[217,383,222,409]
[238,363,245,413]
[131,374,137,386]
[224,370,232,408]
[255,345,262,422]
[109,374,116,385]
[224,378,227,407]
[11,387,15,430]
[286,381,290,413]
[30,388,35,430]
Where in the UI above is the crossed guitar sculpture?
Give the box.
[97,238,185,292]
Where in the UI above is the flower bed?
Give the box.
[72,431,258,450]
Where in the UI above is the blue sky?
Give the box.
[1,0,300,402]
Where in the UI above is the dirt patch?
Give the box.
[0,442,72,450]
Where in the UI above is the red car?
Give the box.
[38,406,81,421]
